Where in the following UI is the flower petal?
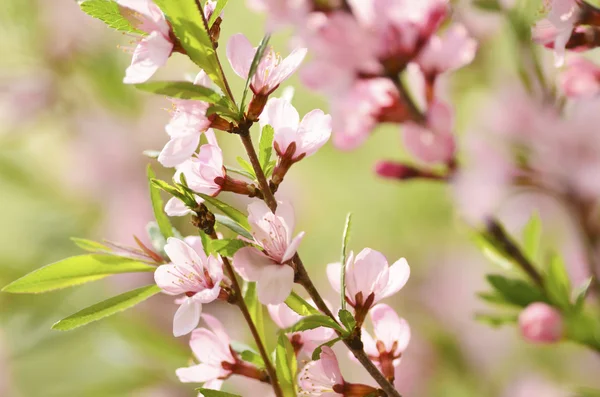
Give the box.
[232,247,273,281]
[326,262,342,293]
[165,197,192,217]
[226,33,255,79]
[380,257,410,299]
[173,298,202,337]
[123,31,173,84]
[370,304,411,353]
[154,264,186,295]
[282,231,304,263]
[176,363,224,383]
[257,264,294,304]
[261,97,300,155]
[164,237,206,270]
[297,109,332,157]
[270,47,308,88]
[158,133,201,168]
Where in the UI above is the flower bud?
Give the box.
[518,302,563,344]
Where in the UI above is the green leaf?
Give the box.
[573,277,593,313]
[474,312,518,328]
[285,292,320,317]
[225,166,256,181]
[236,157,257,179]
[264,160,276,178]
[311,337,343,360]
[286,315,345,334]
[275,333,297,397]
[240,349,265,369]
[208,0,228,27]
[196,193,251,231]
[486,274,547,307]
[522,212,541,262]
[195,389,241,397]
[472,233,515,270]
[338,309,356,332]
[151,178,195,207]
[472,0,502,11]
[52,285,161,330]
[147,165,174,239]
[259,125,274,171]
[154,0,228,94]
[2,255,155,294]
[71,238,111,253]
[135,81,234,111]
[243,282,267,345]
[239,34,271,115]
[340,212,352,310]
[545,253,572,310]
[208,238,246,257]
[79,0,140,33]
[214,214,253,240]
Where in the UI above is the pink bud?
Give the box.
[518,303,563,344]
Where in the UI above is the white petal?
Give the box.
[123,31,173,84]
[165,197,191,217]
[232,247,274,281]
[257,265,294,304]
[173,298,202,337]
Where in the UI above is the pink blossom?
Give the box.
[117,0,174,84]
[260,97,331,160]
[158,72,214,168]
[532,0,579,66]
[417,24,478,78]
[298,346,345,396]
[268,301,335,356]
[559,56,600,98]
[362,304,411,373]
[330,78,406,150]
[176,314,235,390]
[176,142,226,197]
[154,237,224,336]
[519,302,564,344]
[327,249,410,311]
[246,0,310,31]
[402,101,456,164]
[164,196,204,217]
[232,201,304,304]
[227,33,307,95]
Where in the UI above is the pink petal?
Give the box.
[233,247,274,281]
[275,200,296,238]
[158,134,201,168]
[201,313,232,348]
[269,47,308,87]
[297,109,332,157]
[268,302,302,329]
[257,264,294,304]
[247,200,272,227]
[380,258,410,299]
[319,346,344,384]
[173,297,202,337]
[226,33,255,79]
[190,327,235,365]
[183,236,208,262]
[370,304,411,353]
[193,70,213,89]
[261,97,300,155]
[282,231,304,263]
[176,363,224,383]
[165,197,191,217]
[192,283,222,304]
[361,329,379,357]
[326,262,342,294]
[402,122,455,164]
[123,31,173,84]
[347,248,388,302]
[164,237,206,270]
[202,379,224,391]
[154,264,186,295]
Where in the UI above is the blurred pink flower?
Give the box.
[154,237,224,336]
[259,97,331,160]
[246,0,310,31]
[117,0,174,84]
[559,56,600,97]
[402,101,456,164]
[519,302,564,344]
[298,346,345,396]
[503,375,569,397]
[176,142,226,197]
[227,33,307,95]
[233,201,304,304]
[268,301,335,356]
[532,0,579,66]
[176,314,235,390]
[417,24,477,78]
[327,249,410,311]
[158,72,214,168]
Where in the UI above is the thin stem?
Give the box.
[209,232,284,397]
[388,74,426,124]
[238,127,402,397]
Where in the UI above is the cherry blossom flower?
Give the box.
[327,248,410,314]
[246,0,310,31]
[176,142,226,197]
[154,237,224,336]
[260,97,332,160]
[227,33,307,96]
[298,346,378,396]
[117,0,174,84]
[519,302,564,344]
[361,304,411,377]
[402,101,456,164]
[176,314,235,390]
[559,56,600,97]
[233,201,304,304]
[268,300,335,356]
[158,72,215,168]
[417,24,478,78]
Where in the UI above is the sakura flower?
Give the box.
[260,97,332,160]
[176,142,226,197]
[402,100,456,164]
[154,237,224,336]
[268,300,335,356]
[227,33,307,96]
[417,24,478,78]
[298,346,379,396]
[158,72,215,168]
[519,303,564,344]
[117,0,174,84]
[233,201,304,304]
[361,304,411,379]
[327,248,410,317]
[559,56,600,97]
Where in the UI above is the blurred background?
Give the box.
[1,0,600,396]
